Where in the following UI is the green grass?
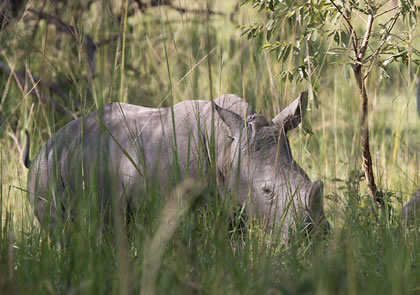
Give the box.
[1,0,420,294]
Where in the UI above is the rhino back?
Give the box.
[27,97,250,221]
[28,101,212,204]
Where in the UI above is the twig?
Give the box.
[363,9,401,80]
[373,5,399,18]
[329,0,359,57]
[0,61,76,117]
[28,8,97,75]
[29,8,120,76]
[133,1,224,16]
[358,14,374,60]
[0,61,80,108]
[167,3,224,16]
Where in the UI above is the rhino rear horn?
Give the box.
[214,103,245,138]
[272,91,308,132]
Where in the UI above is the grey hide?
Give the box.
[25,93,326,238]
[402,76,420,220]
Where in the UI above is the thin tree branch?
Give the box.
[0,61,80,108]
[330,0,359,57]
[373,5,399,18]
[362,10,401,80]
[358,14,374,60]
[0,61,76,118]
[133,0,224,16]
[353,63,383,207]
[167,3,224,16]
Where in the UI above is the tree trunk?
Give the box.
[353,64,384,207]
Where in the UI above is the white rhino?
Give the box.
[24,92,326,238]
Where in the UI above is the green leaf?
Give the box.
[282,44,291,62]
[379,66,391,80]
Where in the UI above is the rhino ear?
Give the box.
[272,91,308,132]
[214,103,244,137]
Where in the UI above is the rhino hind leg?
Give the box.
[32,178,71,229]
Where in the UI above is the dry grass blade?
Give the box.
[0,61,81,108]
[141,179,202,295]
[0,60,76,121]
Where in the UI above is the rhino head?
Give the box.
[215,92,326,237]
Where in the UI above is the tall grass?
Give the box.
[0,0,419,294]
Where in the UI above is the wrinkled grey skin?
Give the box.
[25,93,325,238]
[402,76,420,220]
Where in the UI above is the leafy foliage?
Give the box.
[243,0,419,205]
[242,0,419,87]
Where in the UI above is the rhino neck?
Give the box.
[198,100,249,192]
[200,114,236,191]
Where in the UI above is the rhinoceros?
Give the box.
[24,92,326,237]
